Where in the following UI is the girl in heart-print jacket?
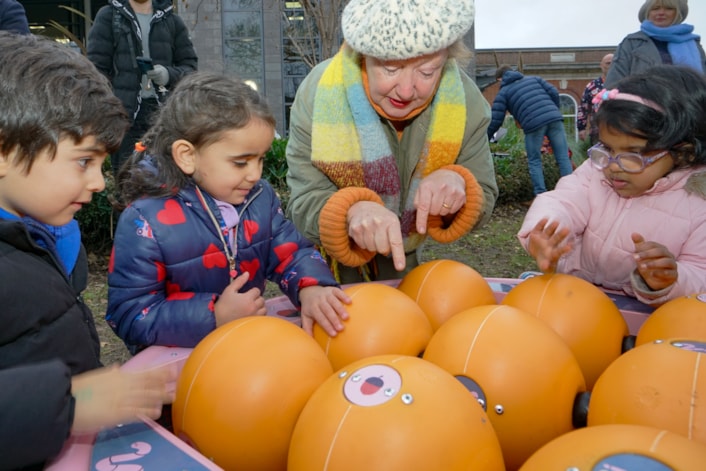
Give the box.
[107,178,341,352]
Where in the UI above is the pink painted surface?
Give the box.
[45,278,651,469]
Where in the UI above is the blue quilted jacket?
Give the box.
[107,180,338,350]
[486,70,564,137]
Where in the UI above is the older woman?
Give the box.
[606,0,705,87]
[285,0,497,283]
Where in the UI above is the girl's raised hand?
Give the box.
[631,233,678,291]
[527,218,572,273]
[214,271,266,327]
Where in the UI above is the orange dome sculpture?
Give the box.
[636,292,706,346]
[519,423,706,470]
[288,354,505,471]
[397,259,497,330]
[501,273,628,389]
[313,282,433,370]
[423,304,586,470]
[172,316,333,470]
[588,339,706,444]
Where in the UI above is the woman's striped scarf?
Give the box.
[311,46,466,252]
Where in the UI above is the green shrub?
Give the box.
[263,137,290,208]
[490,119,564,204]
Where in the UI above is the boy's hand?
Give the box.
[632,233,677,291]
[214,271,266,327]
[71,365,174,434]
[527,218,572,273]
[299,285,351,337]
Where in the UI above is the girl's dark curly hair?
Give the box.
[593,65,706,169]
[116,72,276,208]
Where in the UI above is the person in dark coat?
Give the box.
[487,65,574,197]
[0,0,29,34]
[0,32,172,470]
[606,0,705,88]
[87,0,198,185]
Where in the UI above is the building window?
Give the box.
[559,94,578,142]
[281,1,319,135]
[223,0,265,92]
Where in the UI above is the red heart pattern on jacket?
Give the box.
[166,281,195,301]
[155,261,166,282]
[274,242,298,274]
[108,247,115,273]
[240,258,260,280]
[157,200,187,225]
[243,219,259,244]
[202,243,227,269]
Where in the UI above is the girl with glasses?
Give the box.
[517,65,706,306]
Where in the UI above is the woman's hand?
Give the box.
[632,233,677,291]
[414,169,466,234]
[527,218,572,273]
[347,201,406,271]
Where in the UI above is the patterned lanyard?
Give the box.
[194,185,237,281]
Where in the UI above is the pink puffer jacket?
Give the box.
[518,160,706,305]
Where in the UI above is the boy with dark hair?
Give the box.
[0,31,171,469]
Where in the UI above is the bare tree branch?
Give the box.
[281,0,348,68]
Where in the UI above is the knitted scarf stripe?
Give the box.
[312,47,466,246]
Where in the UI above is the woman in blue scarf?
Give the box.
[606,0,705,87]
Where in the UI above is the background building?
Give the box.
[22,1,615,139]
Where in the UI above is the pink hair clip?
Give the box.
[592,88,663,112]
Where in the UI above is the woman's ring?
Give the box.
[442,202,450,209]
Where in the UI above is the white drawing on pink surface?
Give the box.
[94,441,152,471]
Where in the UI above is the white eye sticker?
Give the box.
[343,364,402,407]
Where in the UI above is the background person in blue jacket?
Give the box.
[487,65,574,198]
[0,0,29,34]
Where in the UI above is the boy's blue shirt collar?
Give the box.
[0,207,81,275]
[0,207,19,220]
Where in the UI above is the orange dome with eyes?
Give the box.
[288,354,505,471]
[423,304,586,470]
[397,259,496,331]
[501,273,628,389]
[519,424,706,471]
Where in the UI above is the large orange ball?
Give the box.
[288,354,505,471]
[636,292,706,346]
[313,283,433,370]
[397,259,497,330]
[588,339,706,444]
[172,316,333,470]
[501,273,628,389]
[519,424,706,470]
[423,304,586,471]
